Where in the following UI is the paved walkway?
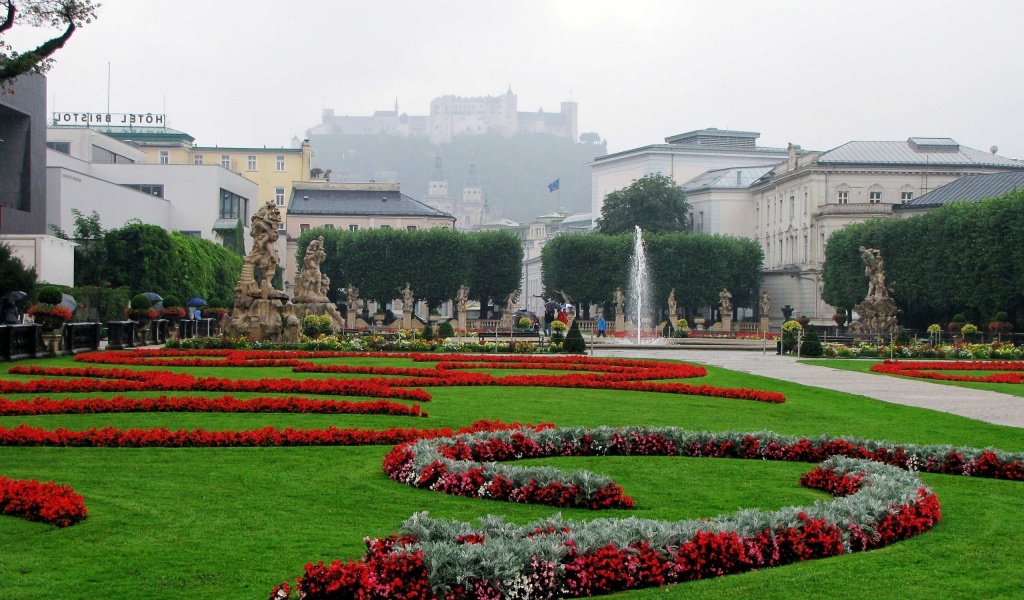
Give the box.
[592,347,1024,429]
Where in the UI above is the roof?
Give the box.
[593,142,789,164]
[98,126,195,145]
[193,146,301,153]
[287,186,454,219]
[664,128,761,147]
[818,139,1023,168]
[559,212,594,225]
[680,165,778,192]
[902,172,1024,207]
[481,219,522,228]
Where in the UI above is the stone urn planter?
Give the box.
[693,315,706,329]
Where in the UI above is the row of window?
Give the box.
[836,190,914,204]
[159,150,287,172]
[298,224,417,232]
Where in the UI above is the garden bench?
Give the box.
[477,331,545,348]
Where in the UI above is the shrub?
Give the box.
[994,311,1010,322]
[421,324,434,341]
[517,316,532,330]
[781,319,802,353]
[562,320,586,353]
[961,323,979,338]
[550,331,565,345]
[130,294,152,311]
[676,318,688,329]
[800,327,823,357]
[302,314,333,337]
[162,295,182,309]
[208,297,224,309]
[894,329,911,346]
[551,320,567,332]
[37,286,63,306]
[437,321,455,338]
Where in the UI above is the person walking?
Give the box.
[543,308,554,336]
[596,315,606,338]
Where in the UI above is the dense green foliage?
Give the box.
[0,242,35,300]
[36,285,62,305]
[71,220,241,303]
[437,320,455,338]
[597,174,690,235]
[543,232,763,316]
[822,190,1024,329]
[297,228,521,314]
[67,286,131,322]
[800,327,823,357]
[129,294,151,311]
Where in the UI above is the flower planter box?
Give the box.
[103,321,136,350]
[0,324,44,361]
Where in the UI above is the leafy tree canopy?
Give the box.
[0,241,36,299]
[597,173,690,235]
[0,0,98,89]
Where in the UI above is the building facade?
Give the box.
[0,74,48,234]
[750,139,1024,324]
[313,88,577,145]
[590,129,790,220]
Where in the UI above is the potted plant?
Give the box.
[517,316,532,331]
[961,323,979,342]
[781,319,803,353]
[127,294,157,324]
[428,308,441,323]
[692,312,706,328]
[302,314,333,338]
[28,286,72,333]
[374,308,386,324]
[832,311,848,327]
[947,313,967,332]
[988,311,1013,335]
[795,315,810,328]
[160,295,186,327]
[203,298,229,320]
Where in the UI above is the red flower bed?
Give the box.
[0,395,424,417]
[273,458,942,599]
[0,420,537,448]
[871,359,1024,384]
[0,476,87,527]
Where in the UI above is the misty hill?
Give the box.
[306,132,607,223]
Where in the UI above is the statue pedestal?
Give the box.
[457,313,467,334]
[614,315,624,334]
[722,316,733,332]
[759,316,770,333]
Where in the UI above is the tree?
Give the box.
[0,241,35,298]
[578,132,601,144]
[0,0,98,89]
[466,230,523,319]
[597,173,690,235]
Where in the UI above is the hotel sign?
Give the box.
[51,112,167,127]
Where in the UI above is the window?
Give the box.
[221,155,231,169]
[380,225,392,229]
[123,184,165,198]
[348,224,359,231]
[275,187,285,206]
[869,191,882,204]
[278,221,286,231]
[178,230,202,238]
[789,195,795,219]
[407,225,418,231]
[46,141,71,155]
[247,155,257,171]
[276,155,285,171]
[159,150,169,165]
[901,191,914,203]
[803,235,808,263]
[803,192,808,214]
[300,224,310,232]
[838,191,849,204]
[194,154,204,165]
[219,188,249,220]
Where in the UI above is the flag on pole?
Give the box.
[548,179,560,192]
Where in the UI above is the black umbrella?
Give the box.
[544,300,561,310]
[186,297,208,307]
[1,291,27,304]
[142,292,164,309]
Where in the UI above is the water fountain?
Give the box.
[628,226,653,345]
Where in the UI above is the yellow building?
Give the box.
[102,127,312,228]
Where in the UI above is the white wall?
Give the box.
[46,165,172,233]
[47,127,148,163]
[0,234,77,286]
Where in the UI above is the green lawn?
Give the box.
[802,358,1024,398]
[1,354,1023,599]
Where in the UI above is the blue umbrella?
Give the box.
[142,292,163,309]
[186,298,208,307]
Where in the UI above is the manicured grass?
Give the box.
[1,353,1022,599]
[803,358,1024,398]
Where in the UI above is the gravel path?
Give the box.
[592,347,1024,429]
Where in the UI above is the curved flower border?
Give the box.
[0,476,86,527]
[384,425,1024,509]
[0,395,425,417]
[871,359,1024,384]
[273,455,942,599]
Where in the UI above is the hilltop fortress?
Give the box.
[311,88,578,145]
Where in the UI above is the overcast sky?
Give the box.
[11,0,1024,158]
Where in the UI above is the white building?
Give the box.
[679,165,777,236]
[750,139,1024,325]
[46,127,257,253]
[590,129,790,219]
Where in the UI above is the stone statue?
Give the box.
[555,289,573,306]
[860,246,889,301]
[293,236,330,303]
[613,287,625,315]
[719,289,733,314]
[402,283,414,309]
[456,285,469,311]
[505,289,521,312]
[667,288,677,319]
[345,284,360,310]
[848,247,898,334]
[319,273,331,298]
[235,202,287,301]
[759,291,771,315]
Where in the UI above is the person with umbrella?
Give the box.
[543,301,558,337]
[0,291,26,324]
